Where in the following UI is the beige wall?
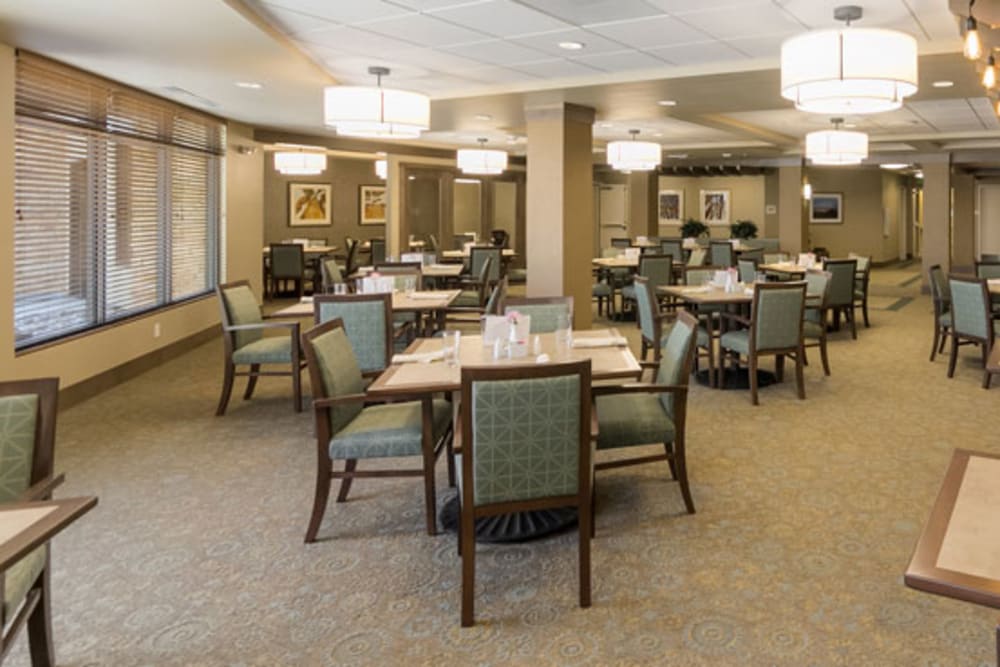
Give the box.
[0,44,263,389]
[763,170,780,237]
[452,181,481,235]
[656,175,766,239]
[805,167,901,262]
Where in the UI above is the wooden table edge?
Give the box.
[0,496,98,572]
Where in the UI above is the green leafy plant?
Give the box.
[730,220,758,240]
[680,218,709,239]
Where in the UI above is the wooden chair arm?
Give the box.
[719,311,750,327]
[452,427,463,456]
[226,321,301,332]
[592,383,689,397]
[312,393,369,408]
[18,474,65,502]
[590,409,600,441]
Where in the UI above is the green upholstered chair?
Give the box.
[763,252,789,264]
[320,257,344,293]
[928,264,952,362]
[503,296,574,334]
[341,237,360,279]
[720,282,807,405]
[683,266,724,386]
[313,293,393,377]
[268,243,315,299]
[469,246,501,283]
[803,269,833,376]
[592,277,613,317]
[427,233,439,252]
[974,261,1000,280]
[375,262,422,275]
[849,254,872,328]
[687,247,707,266]
[946,275,996,388]
[445,275,507,328]
[739,249,763,263]
[821,258,859,339]
[660,239,684,265]
[593,310,698,514]
[632,277,675,363]
[300,318,453,543]
[737,257,758,284]
[369,238,386,266]
[0,377,64,667]
[611,237,631,249]
[456,360,593,626]
[621,254,674,312]
[485,276,507,316]
[448,256,494,311]
[216,281,304,415]
[709,241,734,267]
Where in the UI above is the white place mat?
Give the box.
[571,336,627,348]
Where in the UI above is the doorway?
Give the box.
[976,183,1000,258]
[595,184,628,252]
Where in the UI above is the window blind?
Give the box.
[13,52,224,349]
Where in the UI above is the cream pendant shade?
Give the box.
[781,27,918,114]
[273,150,326,175]
[805,128,869,165]
[606,135,661,172]
[374,159,387,179]
[323,67,429,139]
[456,147,507,175]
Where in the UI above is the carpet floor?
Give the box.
[8,266,1000,666]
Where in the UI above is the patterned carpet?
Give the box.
[8,265,1000,666]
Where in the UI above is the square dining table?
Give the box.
[273,290,461,335]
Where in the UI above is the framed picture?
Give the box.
[658,190,684,224]
[810,193,843,223]
[359,185,387,225]
[289,183,331,226]
[700,189,731,225]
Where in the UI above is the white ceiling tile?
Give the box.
[428,0,572,37]
[361,13,490,46]
[647,40,746,66]
[586,15,713,48]
[321,56,432,83]
[569,50,668,72]
[778,0,909,31]
[904,0,965,41]
[516,0,666,25]
[380,47,491,74]
[510,58,603,78]
[968,97,1000,129]
[262,0,411,25]
[509,27,632,56]
[442,39,550,65]
[723,33,793,59]
[387,0,475,9]
[675,3,804,40]
[299,25,421,55]
[462,65,542,83]
[254,5,338,36]
[648,0,776,16]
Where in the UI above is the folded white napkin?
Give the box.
[406,292,448,300]
[429,264,452,270]
[743,288,754,295]
[300,296,314,303]
[571,336,627,348]
[535,353,551,363]
[392,349,446,364]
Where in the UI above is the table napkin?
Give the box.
[392,349,446,364]
[406,292,448,300]
[299,296,314,303]
[571,336,627,348]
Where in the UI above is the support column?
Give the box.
[922,156,951,286]
[951,168,975,271]
[628,171,658,238]
[525,103,595,329]
[778,162,808,254]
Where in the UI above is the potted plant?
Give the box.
[680,218,709,239]
[730,220,758,240]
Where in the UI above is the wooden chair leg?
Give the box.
[849,307,857,340]
[749,353,759,405]
[673,437,695,514]
[243,364,260,400]
[305,466,332,543]
[775,354,785,382]
[215,361,235,416]
[578,499,592,609]
[820,335,831,376]
[27,565,54,667]
[795,346,806,399]
[948,336,959,378]
[939,329,949,354]
[930,324,941,361]
[664,442,678,480]
[446,436,456,489]
[862,298,870,327]
[423,448,437,536]
[336,459,357,502]
[460,504,476,627]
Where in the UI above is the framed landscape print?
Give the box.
[810,193,843,223]
[360,185,387,225]
[289,183,331,226]
[700,189,731,225]
[658,189,684,223]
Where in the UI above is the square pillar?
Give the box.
[778,163,808,254]
[922,157,951,285]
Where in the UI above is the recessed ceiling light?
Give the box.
[235,81,262,89]
[880,163,909,170]
[558,41,585,50]
[657,100,677,107]
[597,122,613,128]
[843,123,857,128]
[932,80,954,88]
[722,152,732,158]
[474,114,492,121]
[653,132,663,137]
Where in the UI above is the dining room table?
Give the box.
[0,496,98,572]
[273,289,462,336]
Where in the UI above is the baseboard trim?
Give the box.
[59,326,220,410]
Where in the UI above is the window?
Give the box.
[13,53,224,349]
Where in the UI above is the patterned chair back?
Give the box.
[321,258,344,292]
[804,270,831,323]
[948,276,992,340]
[656,311,698,419]
[710,241,734,267]
[684,267,717,286]
[638,253,674,289]
[504,297,574,334]
[974,261,1000,280]
[751,283,806,352]
[633,277,657,346]
[0,379,57,503]
[428,233,439,251]
[462,361,590,506]
[485,277,508,316]
[659,239,684,262]
[314,293,392,374]
[822,259,857,307]
[928,264,950,306]
[687,247,707,266]
[218,282,263,350]
[301,320,365,436]
[470,247,501,283]
[370,238,386,266]
[343,238,360,277]
[270,243,304,280]
[737,258,757,284]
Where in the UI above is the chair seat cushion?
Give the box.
[596,394,675,449]
[330,398,451,460]
[451,291,481,308]
[720,329,750,355]
[854,288,865,299]
[393,312,418,325]
[803,320,824,339]
[4,546,45,619]
[696,326,710,347]
[939,312,951,327]
[592,282,612,297]
[232,336,292,364]
[620,285,635,300]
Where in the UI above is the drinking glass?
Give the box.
[442,330,461,366]
[554,313,572,356]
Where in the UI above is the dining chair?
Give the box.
[974,261,1000,280]
[269,243,314,299]
[763,252,789,264]
[469,246,501,283]
[215,281,304,415]
[709,241,734,267]
[320,257,344,293]
[687,247,707,266]
[803,269,833,376]
[946,275,996,388]
[503,296,574,333]
[632,277,675,362]
[720,282,807,405]
[928,264,952,362]
[0,377,64,666]
[593,310,698,514]
[455,360,593,626]
[850,254,872,327]
[611,237,631,249]
[448,256,494,310]
[683,266,724,385]
[486,276,508,316]
[737,257,758,284]
[300,318,453,543]
[822,258,858,339]
[369,238,386,266]
[621,253,674,314]
[453,233,476,250]
[375,262,422,274]
[427,233,439,252]
[981,253,1000,262]
[342,238,360,280]
[314,293,394,378]
[740,249,763,263]
[659,238,684,264]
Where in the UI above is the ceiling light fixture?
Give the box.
[880,163,910,170]
[375,159,387,180]
[323,66,429,139]
[456,138,507,175]
[273,145,327,175]
[558,41,584,50]
[235,81,262,89]
[606,129,661,172]
[802,181,813,200]
[984,54,997,90]
[805,117,868,165]
[780,5,918,114]
[932,80,955,88]
[657,100,677,106]
[965,0,983,60]
[474,114,492,121]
